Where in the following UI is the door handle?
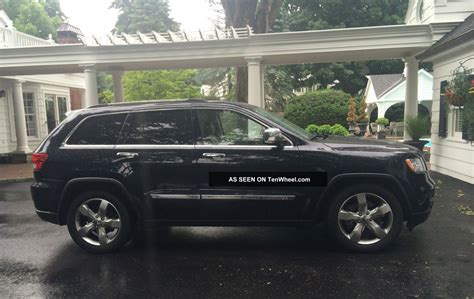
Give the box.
[202,153,226,158]
[116,152,139,159]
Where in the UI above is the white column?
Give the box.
[12,80,30,153]
[377,103,391,119]
[403,56,419,140]
[246,56,264,108]
[83,64,98,106]
[111,70,125,103]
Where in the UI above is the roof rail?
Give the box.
[86,98,207,109]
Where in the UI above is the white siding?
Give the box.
[406,0,473,25]
[434,0,474,23]
[429,46,474,184]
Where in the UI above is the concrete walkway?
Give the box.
[0,163,33,182]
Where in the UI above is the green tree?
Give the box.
[0,0,63,39]
[273,0,410,95]
[111,0,179,33]
[97,72,114,103]
[123,70,201,101]
[106,0,202,101]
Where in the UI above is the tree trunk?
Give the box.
[236,67,248,103]
[221,0,283,103]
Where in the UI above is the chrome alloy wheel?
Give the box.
[337,193,393,245]
[75,198,121,246]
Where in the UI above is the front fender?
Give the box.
[313,173,414,226]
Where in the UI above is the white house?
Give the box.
[417,13,474,184]
[404,0,474,184]
[365,70,433,121]
[0,11,85,161]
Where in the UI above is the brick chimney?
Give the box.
[56,22,84,44]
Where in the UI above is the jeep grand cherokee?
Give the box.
[31,99,435,253]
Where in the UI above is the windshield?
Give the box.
[252,107,313,141]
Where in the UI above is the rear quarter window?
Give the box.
[66,113,126,145]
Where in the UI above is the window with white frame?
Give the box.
[454,108,463,133]
[23,92,37,137]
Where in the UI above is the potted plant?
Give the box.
[346,98,357,133]
[375,117,389,140]
[375,117,389,130]
[404,116,431,151]
[445,64,472,107]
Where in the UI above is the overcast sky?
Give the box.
[59,0,217,37]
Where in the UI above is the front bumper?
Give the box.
[406,171,435,230]
[36,209,59,224]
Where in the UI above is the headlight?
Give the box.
[405,157,427,173]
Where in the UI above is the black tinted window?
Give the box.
[67,113,126,145]
[121,109,193,145]
[195,109,267,145]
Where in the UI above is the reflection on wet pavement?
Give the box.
[1,173,473,298]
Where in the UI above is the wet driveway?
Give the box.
[1,172,473,298]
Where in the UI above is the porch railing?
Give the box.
[0,28,53,48]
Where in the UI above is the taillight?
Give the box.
[32,153,48,171]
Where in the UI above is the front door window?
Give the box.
[195,109,266,145]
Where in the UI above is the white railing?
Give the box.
[84,26,254,46]
[0,27,53,48]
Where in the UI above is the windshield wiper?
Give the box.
[311,133,329,140]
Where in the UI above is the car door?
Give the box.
[193,106,312,221]
[115,107,200,220]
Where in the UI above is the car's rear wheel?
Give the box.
[327,185,403,252]
[67,191,132,253]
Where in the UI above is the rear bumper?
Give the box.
[31,179,64,224]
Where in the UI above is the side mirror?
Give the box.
[263,128,285,147]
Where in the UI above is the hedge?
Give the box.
[305,123,350,136]
[284,89,352,128]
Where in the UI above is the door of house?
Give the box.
[45,94,69,133]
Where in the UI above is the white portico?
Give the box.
[0,0,473,165]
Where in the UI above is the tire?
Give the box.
[327,184,403,252]
[67,191,132,253]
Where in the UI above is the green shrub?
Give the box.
[330,124,350,136]
[406,116,431,140]
[375,117,389,125]
[284,89,352,128]
[318,124,332,135]
[305,124,319,134]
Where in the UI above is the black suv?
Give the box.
[31,99,434,253]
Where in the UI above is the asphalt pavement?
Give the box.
[0,172,473,298]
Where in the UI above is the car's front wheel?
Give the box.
[67,191,132,253]
[327,185,403,252]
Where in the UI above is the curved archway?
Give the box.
[384,103,430,122]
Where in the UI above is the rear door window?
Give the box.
[120,109,193,145]
[67,113,126,145]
